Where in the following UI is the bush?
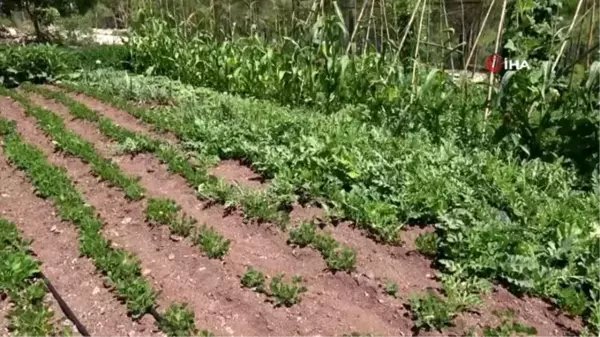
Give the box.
[0,44,130,87]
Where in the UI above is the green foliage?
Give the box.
[414,231,438,257]
[0,44,129,87]
[269,274,307,307]
[157,303,199,337]
[556,287,589,317]
[288,221,356,272]
[62,72,600,330]
[146,198,179,225]
[145,198,195,237]
[0,218,57,336]
[241,267,266,293]
[6,86,145,200]
[409,290,457,331]
[240,268,307,307]
[288,221,317,247]
[384,281,399,298]
[483,309,537,337]
[192,225,231,259]
[0,112,157,319]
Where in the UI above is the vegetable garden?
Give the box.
[0,0,598,335]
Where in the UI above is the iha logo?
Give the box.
[485,54,531,73]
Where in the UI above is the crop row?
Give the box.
[0,99,207,336]
[0,217,61,336]
[59,70,600,331]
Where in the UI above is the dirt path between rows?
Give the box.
[0,97,157,337]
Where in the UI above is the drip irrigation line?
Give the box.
[14,241,90,337]
[41,272,91,337]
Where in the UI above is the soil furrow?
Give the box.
[30,90,414,335]
[0,98,155,337]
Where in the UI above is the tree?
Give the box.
[0,0,98,41]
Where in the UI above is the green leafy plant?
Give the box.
[409,290,457,331]
[483,309,537,336]
[269,274,307,307]
[157,303,199,337]
[241,267,266,293]
[192,225,231,259]
[384,281,399,298]
[415,231,438,257]
[146,198,179,226]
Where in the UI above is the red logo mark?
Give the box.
[485,54,504,73]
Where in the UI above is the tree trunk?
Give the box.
[25,5,47,42]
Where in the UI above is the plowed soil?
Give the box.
[0,88,583,336]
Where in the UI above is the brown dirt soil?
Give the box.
[208,159,267,190]
[20,92,584,336]
[0,97,159,337]
[0,296,11,335]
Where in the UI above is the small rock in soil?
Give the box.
[92,286,100,295]
[121,217,132,225]
[364,271,375,279]
[142,269,152,276]
[1,193,8,198]
[168,253,175,260]
[169,234,183,242]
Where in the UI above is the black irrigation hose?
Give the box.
[41,272,91,337]
[18,244,90,336]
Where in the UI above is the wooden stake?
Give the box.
[483,0,508,120]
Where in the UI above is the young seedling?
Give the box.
[269,274,307,307]
[409,290,457,331]
[241,267,266,293]
[483,309,537,336]
[288,221,317,247]
[556,287,588,317]
[146,198,179,226]
[414,231,438,258]
[384,280,399,298]
[193,225,231,259]
[325,247,357,272]
[157,303,199,337]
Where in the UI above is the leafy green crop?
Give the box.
[269,274,307,307]
[241,267,266,293]
[0,218,57,336]
[192,225,231,259]
[288,221,356,272]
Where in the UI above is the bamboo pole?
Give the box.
[441,0,455,71]
[411,0,428,103]
[345,0,370,54]
[464,0,495,70]
[552,0,586,74]
[483,0,508,120]
[394,0,423,58]
[588,0,596,66]
[364,0,376,54]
